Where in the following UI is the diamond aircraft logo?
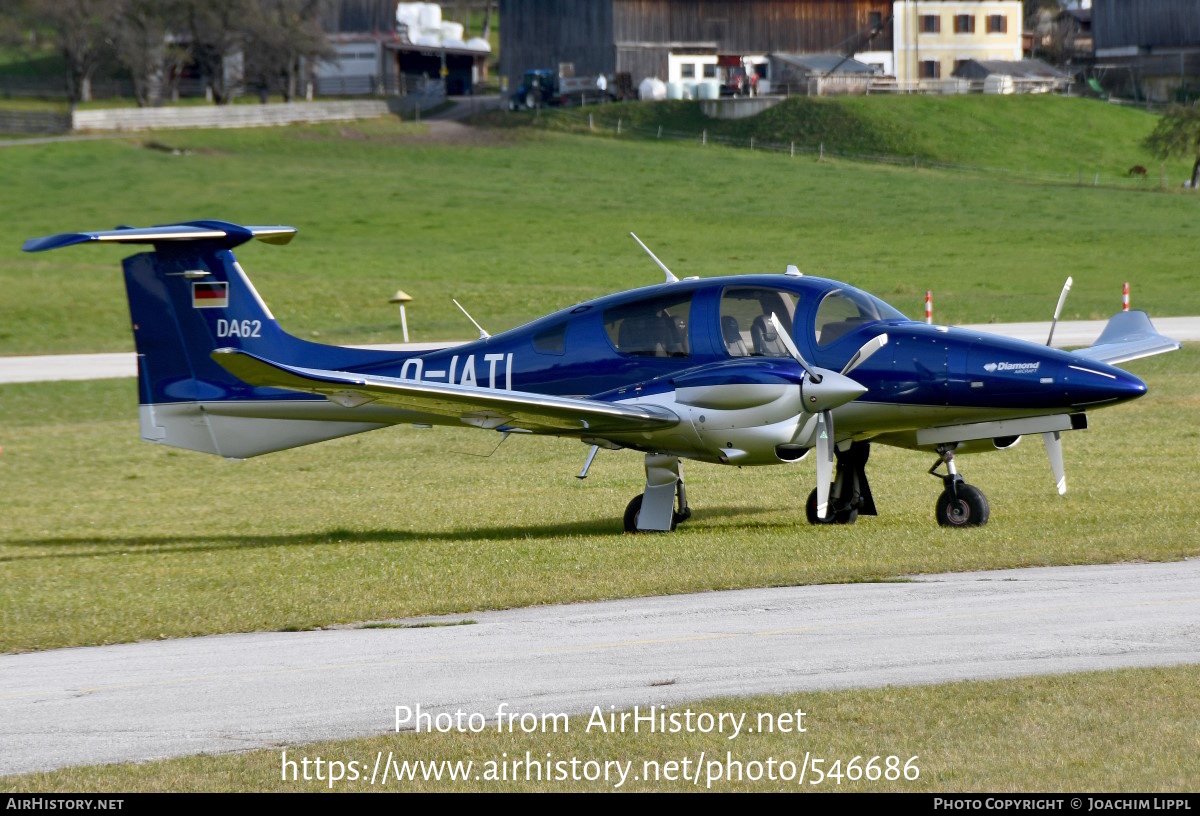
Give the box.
[984,361,1040,374]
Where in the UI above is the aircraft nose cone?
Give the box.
[1065,360,1146,407]
[803,369,869,413]
[1111,367,1148,401]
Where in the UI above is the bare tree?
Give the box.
[244,0,331,102]
[178,0,249,104]
[37,0,120,103]
[112,0,168,106]
[481,0,494,42]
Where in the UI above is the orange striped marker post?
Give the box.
[925,290,933,324]
[1122,282,1130,311]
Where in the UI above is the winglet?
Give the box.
[1074,310,1181,366]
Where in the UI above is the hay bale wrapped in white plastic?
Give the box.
[666,81,685,100]
[696,80,721,99]
[441,21,464,42]
[638,77,667,100]
[465,37,491,52]
[396,3,422,40]
[418,3,442,30]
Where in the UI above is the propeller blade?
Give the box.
[1046,276,1073,346]
[841,333,889,375]
[1042,431,1067,495]
[815,410,834,519]
[769,312,821,383]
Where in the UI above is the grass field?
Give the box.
[5,665,1198,791]
[514,95,1188,181]
[1,346,1195,654]
[1,103,1198,790]
[2,108,1199,356]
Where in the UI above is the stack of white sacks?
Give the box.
[396,3,491,52]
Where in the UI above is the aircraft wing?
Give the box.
[212,349,680,435]
[1074,311,1181,366]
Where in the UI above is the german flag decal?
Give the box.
[192,281,229,309]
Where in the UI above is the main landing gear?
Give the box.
[930,445,989,527]
[805,441,877,525]
[624,453,691,533]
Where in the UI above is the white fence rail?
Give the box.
[71,100,390,132]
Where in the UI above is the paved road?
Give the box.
[1,559,1197,776]
[2,318,1197,385]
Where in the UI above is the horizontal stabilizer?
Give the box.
[22,220,296,253]
[212,348,680,435]
[1074,311,1181,366]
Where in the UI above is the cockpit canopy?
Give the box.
[813,287,906,347]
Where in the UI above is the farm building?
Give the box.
[950,58,1070,93]
[320,1,491,95]
[1091,0,1200,102]
[769,53,880,95]
[500,1,1026,93]
[499,0,894,91]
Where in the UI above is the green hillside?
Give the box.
[516,94,1181,181]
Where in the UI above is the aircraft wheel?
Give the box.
[936,484,989,527]
[623,494,679,534]
[805,489,858,525]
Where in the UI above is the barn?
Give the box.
[499,0,893,91]
[1092,0,1200,102]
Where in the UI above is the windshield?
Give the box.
[813,287,906,347]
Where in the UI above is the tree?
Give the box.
[481,0,494,42]
[243,0,331,102]
[37,0,120,103]
[1145,103,1200,189]
[178,0,249,104]
[112,0,169,106]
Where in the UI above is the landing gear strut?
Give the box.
[624,453,691,533]
[929,445,989,527]
[805,441,876,525]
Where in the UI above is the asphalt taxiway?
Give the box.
[1,559,1197,776]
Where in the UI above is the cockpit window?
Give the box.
[814,288,905,347]
[719,288,800,358]
[532,322,566,355]
[604,292,692,357]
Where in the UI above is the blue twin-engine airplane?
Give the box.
[24,220,1181,532]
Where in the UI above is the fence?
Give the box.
[71,100,391,132]
[0,109,72,134]
[548,105,1194,193]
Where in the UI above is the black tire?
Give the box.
[623,494,679,534]
[936,483,990,527]
[805,488,858,525]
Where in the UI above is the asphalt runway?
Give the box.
[2,559,1197,776]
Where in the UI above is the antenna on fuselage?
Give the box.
[1046,276,1073,347]
[629,232,678,283]
[452,298,490,340]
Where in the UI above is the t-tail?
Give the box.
[23,220,404,457]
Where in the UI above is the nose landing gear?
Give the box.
[930,445,989,527]
[804,441,876,525]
